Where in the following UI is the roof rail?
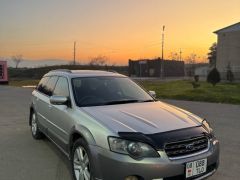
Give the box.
[50,69,72,73]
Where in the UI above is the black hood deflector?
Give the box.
[118,126,210,150]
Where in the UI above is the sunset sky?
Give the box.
[0,0,239,65]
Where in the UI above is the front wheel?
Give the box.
[30,112,44,139]
[71,139,93,180]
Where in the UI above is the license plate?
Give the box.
[186,159,207,178]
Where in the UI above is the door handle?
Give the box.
[48,104,52,109]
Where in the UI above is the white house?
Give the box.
[194,65,209,77]
[214,22,240,80]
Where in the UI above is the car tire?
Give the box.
[71,139,93,180]
[30,111,44,140]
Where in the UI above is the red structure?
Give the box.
[0,61,8,84]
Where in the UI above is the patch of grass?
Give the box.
[139,80,240,104]
[9,79,39,87]
[8,79,240,104]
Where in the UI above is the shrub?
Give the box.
[207,68,221,86]
[194,75,199,82]
[226,68,234,83]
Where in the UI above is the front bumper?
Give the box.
[90,139,219,180]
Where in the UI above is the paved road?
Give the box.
[0,86,239,180]
[0,86,71,180]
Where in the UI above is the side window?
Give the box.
[37,77,50,94]
[53,77,69,97]
[44,76,59,96]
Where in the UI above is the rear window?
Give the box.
[37,76,58,96]
[37,77,50,94]
[44,76,59,96]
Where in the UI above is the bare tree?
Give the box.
[186,53,197,64]
[89,55,108,66]
[169,52,179,61]
[12,55,23,68]
[186,53,197,77]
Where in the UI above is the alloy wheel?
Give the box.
[73,146,91,180]
[31,113,37,136]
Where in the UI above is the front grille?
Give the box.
[165,136,209,158]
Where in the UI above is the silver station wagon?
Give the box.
[29,69,219,180]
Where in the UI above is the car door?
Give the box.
[36,76,58,133]
[34,76,50,131]
[48,76,74,151]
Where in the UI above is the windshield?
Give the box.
[72,77,154,107]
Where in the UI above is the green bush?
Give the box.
[227,69,234,82]
[207,68,221,86]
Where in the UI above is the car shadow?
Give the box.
[42,138,73,180]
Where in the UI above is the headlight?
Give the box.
[108,137,159,159]
[202,119,214,137]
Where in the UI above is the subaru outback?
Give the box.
[29,69,219,180]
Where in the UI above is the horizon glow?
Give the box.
[0,0,240,65]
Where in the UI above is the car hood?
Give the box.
[82,101,203,134]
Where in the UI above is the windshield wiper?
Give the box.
[80,99,155,107]
[103,99,141,105]
[142,99,155,102]
[103,99,155,105]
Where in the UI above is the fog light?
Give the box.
[125,175,139,180]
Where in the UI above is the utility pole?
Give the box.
[160,25,165,79]
[73,41,76,65]
[179,49,182,61]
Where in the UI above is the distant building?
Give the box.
[185,63,209,77]
[214,22,240,80]
[194,65,209,77]
[129,58,184,77]
[0,61,8,84]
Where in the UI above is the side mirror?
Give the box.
[50,96,68,105]
[149,90,156,98]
